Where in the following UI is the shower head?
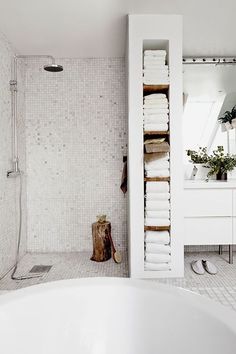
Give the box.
[43,63,63,72]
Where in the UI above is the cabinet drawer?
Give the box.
[184,217,232,245]
[184,189,232,217]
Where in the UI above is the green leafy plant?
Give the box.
[207,146,236,176]
[218,105,236,124]
[186,147,209,164]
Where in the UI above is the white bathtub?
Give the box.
[0,278,236,354]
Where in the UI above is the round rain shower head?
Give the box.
[43,64,63,72]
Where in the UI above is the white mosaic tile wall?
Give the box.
[0,32,27,277]
[25,58,127,252]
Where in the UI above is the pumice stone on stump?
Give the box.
[91,215,111,262]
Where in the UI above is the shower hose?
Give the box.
[11,172,42,280]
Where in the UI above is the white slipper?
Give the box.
[191,260,205,275]
[202,260,218,275]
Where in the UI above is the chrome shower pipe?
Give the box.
[9,54,56,176]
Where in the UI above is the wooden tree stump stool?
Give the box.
[91,221,111,262]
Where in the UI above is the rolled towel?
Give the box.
[146,181,169,193]
[145,218,170,226]
[145,160,170,171]
[145,262,171,271]
[146,253,171,263]
[144,94,167,100]
[145,200,170,211]
[145,230,170,244]
[146,169,170,178]
[144,123,168,132]
[144,152,169,163]
[145,192,170,201]
[145,210,170,218]
[146,243,171,254]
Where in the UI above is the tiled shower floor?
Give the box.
[1,251,236,312]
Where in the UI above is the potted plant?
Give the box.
[186,147,210,180]
[218,105,236,131]
[207,146,236,180]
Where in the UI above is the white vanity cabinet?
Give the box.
[184,181,236,262]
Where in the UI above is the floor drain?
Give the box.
[29,265,52,273]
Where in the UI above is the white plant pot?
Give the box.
[225,121,233,131]
[191,163,210,180]
[221,123,227,132]
[231,118,236,129]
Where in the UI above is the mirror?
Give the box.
[183,61,236,178]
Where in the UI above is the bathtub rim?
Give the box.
[0,277,236,333]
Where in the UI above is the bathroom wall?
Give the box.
[25,58,127,252]
[0,32,27,277]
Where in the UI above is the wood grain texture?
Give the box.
[91,222,111,262]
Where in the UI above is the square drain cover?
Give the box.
[29,265,52,273]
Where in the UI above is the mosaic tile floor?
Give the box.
[0,251,236,311]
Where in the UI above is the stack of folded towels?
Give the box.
[145,230,171,271]
[145,152,170,178]
[143,93,169,132]
[143,50,169,85]
[145,181,170,227]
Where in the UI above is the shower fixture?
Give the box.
[7,54,63,281]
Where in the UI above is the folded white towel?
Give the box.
[145,230,170,244]
[145,192,170,201]
[145,157,170,167]
[145,218,170,226]
[144,64,168,69]
[144,123,168,132]
[145,232,170,245]
[144,94,167,100]
[145,253,171,263]
[145,210,170,218]
[143,68,169,74]
[144,100,168,105]
[143,80,170,85]
[145,161,170,171]
[146,243,171,254]
[143,75,169,81]
[144,117,169,125]
[143,104,168,110]
[146,181,169,193]
[143,108,169,113]
[145,262,171,271]
[144,152,170,164]
[143,112,169,118]
[144,50,167,57]
[145,200,170,211]
[146,169,170,178]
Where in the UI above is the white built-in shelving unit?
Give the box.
[127,14,184,278]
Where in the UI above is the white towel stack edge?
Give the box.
[144,231,171,271]
[143,50,169,85]
[143,93,169,133]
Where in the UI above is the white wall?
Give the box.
[24,58,127,252]
[0,33,27,277]
[128,0,236,57]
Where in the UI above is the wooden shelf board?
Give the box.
[144,226,170,231]
[144,131,169,135]
[143,84,169,94]
[144,177,170,182]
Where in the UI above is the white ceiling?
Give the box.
[0,0,235,58]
